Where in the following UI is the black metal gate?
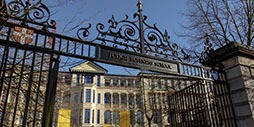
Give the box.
[168,70,236,127]
[0,0,237,127]
[0,45,59,126]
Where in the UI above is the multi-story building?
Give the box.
[0,61,194,127]
[69,61,141,127]
[0,64,72,127]
[68,61,184,127]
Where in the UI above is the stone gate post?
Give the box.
[212,43,254,127]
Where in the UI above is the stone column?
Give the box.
[127,93,129,108]
[213,43,254,127]
[119,92,121,108]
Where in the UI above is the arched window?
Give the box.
[137,110,144,124]
[113,93,119,107]
[104,93,111,104]
[136,94,142,108]
[121,93,127,107]
[153,109,162,124]
[128,94,134,106]
[104,110,111,124]
[113,111,120,125]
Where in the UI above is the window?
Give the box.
[154,110,158,123]
[1,91,7,102]
[105,78,110,87]
[113,111,120,125]
[153,93,156,104]
[93,90,95,103]
[127,80,133,87]
[178,80,181,90]
[120,80,125,87]
[97,75,101,87]
[104,93,111,104]
[113,93,119,105]
[85,75,93,83]
[85,89,91,103]
[136,94,142,108]
[135,80,141,87]
[128,94,134,105]
[84,109,90,123]
[74,92,78,103]
[80,89,83,103]
[184,80,187,88]
[162,94,166,104]
[79,109,82,124]
[158,79,162,89]
[0,111,2,122]
[113,79,118,87]
[65,75,71,84]
[153,110,162,124]
[165,80,168,89]
[76,74,80,85]
[171,80,175,89]
[97,110,100,124]
[148,93,154,105]
[137,111,144,124]
[92,110,94,123]
[121,94,127,105]
[104,110,111,124]
[98,93,101,104]
[158,94,161,104]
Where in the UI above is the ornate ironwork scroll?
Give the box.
[1,0,55,29]
[77,1,191,62]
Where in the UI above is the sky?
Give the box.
[47,0,188,41]
[44,0,189,75]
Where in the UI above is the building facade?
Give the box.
[68,61,191,127]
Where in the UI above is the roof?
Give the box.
[69,61,108,74]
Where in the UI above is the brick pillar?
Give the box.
[212,43,254,127]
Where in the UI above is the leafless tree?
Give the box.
[182,0,254,49]
[137,73,179,127]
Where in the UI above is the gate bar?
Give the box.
[42,54,60,127]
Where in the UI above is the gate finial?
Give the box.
[137,0,143,12]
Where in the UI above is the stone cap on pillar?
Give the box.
[214,42,254,61]
[203,42,254,67]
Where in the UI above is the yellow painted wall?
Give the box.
[58,109,71,127]
[120,110,130,127]
[104,124,111,127]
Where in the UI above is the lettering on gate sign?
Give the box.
[105,51,178,73]
[109,52,128,61]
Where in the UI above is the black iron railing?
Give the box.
[168,76,236,127]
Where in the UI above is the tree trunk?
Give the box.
[148,120,152,127]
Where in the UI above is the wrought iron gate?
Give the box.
[0,45,59,126]
[0,0,236,127]
[168,73,236,127]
